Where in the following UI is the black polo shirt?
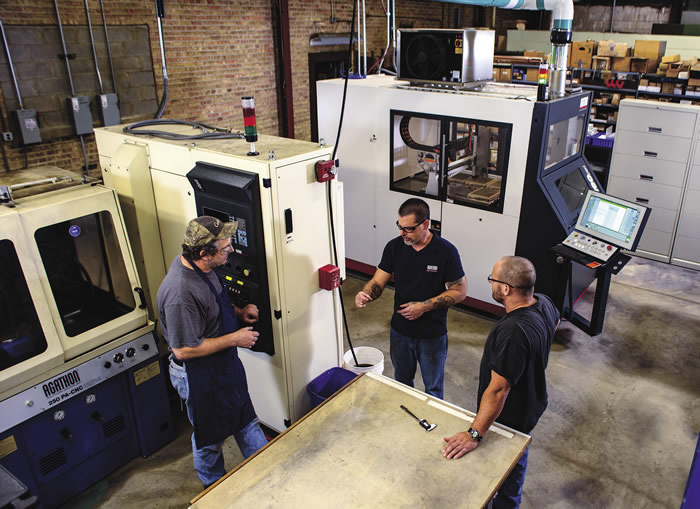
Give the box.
[378,233,464,339]
[477,293,559,433]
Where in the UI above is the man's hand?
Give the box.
[231,326,259,349]
[442,431,479,459]
[355,291,373,308]
[397,301,426,320]
[238,304,259,323]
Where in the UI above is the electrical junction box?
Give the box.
[12,109,41,145]
[67,96,94,135]
[98,93,121,127]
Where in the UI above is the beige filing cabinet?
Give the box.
[608,99,700,270]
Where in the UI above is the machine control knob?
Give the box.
[607,245,612,251]
[141,344,150,351]
[104,361,112,369]
[126,347,136,358]
[243,268,251,277]
[114,353,124,363]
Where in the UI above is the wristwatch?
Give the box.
[468,427,483,442]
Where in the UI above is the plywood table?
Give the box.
[190,372,530,509]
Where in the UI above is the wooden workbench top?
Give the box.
[190,373,530,509]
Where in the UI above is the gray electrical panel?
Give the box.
[98,93,121,126]
[12,109,42,145]
[67,96,94,135]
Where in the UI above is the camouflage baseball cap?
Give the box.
[183,216,238,247]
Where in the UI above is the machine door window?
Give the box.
[545,113,586,171]
[0,239,48,371]
[391,113,442,199]
[390,110,511,213]
[35,211,136,337]
[445,120,510,213]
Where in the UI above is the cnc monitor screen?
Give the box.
[576,191,649,250]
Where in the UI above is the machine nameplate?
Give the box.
[0,333,158,431]
[0,435,18,459]
[133,360,161,386]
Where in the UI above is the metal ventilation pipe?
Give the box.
[428,0,574,98]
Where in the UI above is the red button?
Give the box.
[607,245,612,250]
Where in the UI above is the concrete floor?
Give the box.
[62,257,700,508]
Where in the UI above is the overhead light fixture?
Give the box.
[309,33,360,46]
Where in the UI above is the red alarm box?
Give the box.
[319,264,340,290]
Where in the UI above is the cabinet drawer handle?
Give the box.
[639,174,654,181]
[647,126,662,133]
[636,197,650,204]
[643,151,658,158]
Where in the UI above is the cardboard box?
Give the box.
[526,68,539,82]
[667,62,681,78]
[569,41,596,69]
[674,84,684,95]
[631,57,656,74]
[612,56,631,72]
[678,71,689,80]
[690,78,700,87]
[661,82,675,94]
[524,50,546,60]
[690,63,700,79]
[498,68,511,82]
[611,93,621,106]
[634,40,667,61]
[661,54,681,63]
[592,56,611,71]
[598,40,628,57]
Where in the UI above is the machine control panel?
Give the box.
[562,231,617,262]
[0,332,159,431]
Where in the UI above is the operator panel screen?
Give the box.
[203,207,249,250]
[577,191,647,249]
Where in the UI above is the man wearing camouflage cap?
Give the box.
[157,216,267,488]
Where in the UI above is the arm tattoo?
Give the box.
[434,295,456,308]
[365,282,383,300]
[446,277,464,289]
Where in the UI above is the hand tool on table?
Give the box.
[400,405,437,432]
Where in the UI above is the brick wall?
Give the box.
[0,0,278,174]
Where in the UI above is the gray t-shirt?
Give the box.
[156,255,223,349]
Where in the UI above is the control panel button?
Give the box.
[141,344,150,351]
[104,361,112,369]
[114,353,124,363]
[126,347,136,358]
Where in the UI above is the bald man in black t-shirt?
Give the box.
[442,255,559,509]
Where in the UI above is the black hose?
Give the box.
[123,118,244,140]
[327,0,359,367]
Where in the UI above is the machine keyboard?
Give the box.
[552,243,601,265]
[561,231,617,262]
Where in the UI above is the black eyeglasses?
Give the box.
[487,274,514,287]
[396,220,425,233]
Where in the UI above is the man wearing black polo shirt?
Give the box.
[442,255,559,509]
[354,198,466,398]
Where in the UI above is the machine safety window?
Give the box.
[391,113,442,199]
[35,211,136,337]
[0,239,48,371]
[390,110,511,213]
[545,114,586,170]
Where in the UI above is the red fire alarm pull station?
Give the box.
[319,264,340,290]
[315,159,338,182]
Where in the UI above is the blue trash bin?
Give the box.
[306,367,357,408]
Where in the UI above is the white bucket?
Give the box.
[343,346,384,375]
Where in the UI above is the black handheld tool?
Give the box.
[400,405,437,432]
